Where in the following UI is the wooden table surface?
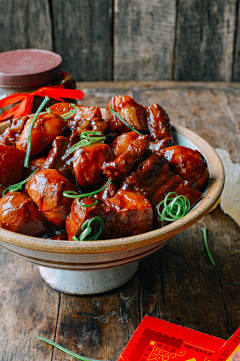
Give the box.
[0,81,240,361]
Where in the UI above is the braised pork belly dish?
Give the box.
[0,95,209,241]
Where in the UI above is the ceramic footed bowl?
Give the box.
[0,115,224,294]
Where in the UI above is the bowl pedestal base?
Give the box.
[38,261,139,295]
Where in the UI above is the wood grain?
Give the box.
[0,0,52,52]
[1,82,240,360]
[52,273,140,361]
[51,0,113,81]
[113,0,177,81]
[0,247,59,361]
[0,1,240,81]
[174,0,237,81]
[232,0,240,81]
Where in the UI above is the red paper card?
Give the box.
[210,327,240,361]
[118,316,225,361]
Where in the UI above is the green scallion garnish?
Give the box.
[201,227,216,266]
[46,107,51,113]
[24,96,50,168]
[69,131,106,154]
[2,171,37,196]
[73,216,105,241]
[109,104,142,135]
[63,178,112,207]
[157,192,190,222]
[61,104,77,120]
[39,335,102,361]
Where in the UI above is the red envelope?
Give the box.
[210,327,240,361]
[118,316,225,361]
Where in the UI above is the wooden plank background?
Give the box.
[1,0,240,82]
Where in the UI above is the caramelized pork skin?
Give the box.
[0,192,50,236]
[96,179,117,200]
[125,152,202,229]
[161,146,209,190]
[91,119,108,134]
[110,131,139,157]
[66,189,153,240]
[0,144,26,185]
[26,169,77,227]
[0,116,28,146]
[102,135,150,181]
[105,95,148,134]
[40,136,75,183]
[49,103,105,141]
[153,179,202,229]
[49,102,102,122]
[145,104,172,141]
[73,143,115,188]
[104,189,153,238]
[125,152,203,207]
[125,153,180,202]
[66,198,109,241]
[16,113,67,158]
[149,137,176,153]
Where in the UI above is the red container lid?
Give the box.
[0,49,62,89]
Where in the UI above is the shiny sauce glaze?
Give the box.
[0,95,209,240]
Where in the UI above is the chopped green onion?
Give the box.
[2,171,37,196]
[63,178,111,207]
[201,227,216,266]
[39,335,101,361]
[73,216,105,241]
[157,192,190,222]
[69,131,106,154]
[61,104,77,120]
[109,104,142,135]
[46,107,51,113]
[24,96,50,168]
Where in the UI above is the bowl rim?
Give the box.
[0,121,224,254]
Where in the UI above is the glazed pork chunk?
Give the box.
[0,115,28,146]
[125,152,202,228]
[66,197,115,241]
[102,135,150,181]
[49,103,107,139]
[73,143,115,188]
[26,169,77,227]
[96,179,117,200]
[161,145,209,190]
[125,153,182,204]
[49,103,102,122]
[0,192,50,236]
[40,136,75,183]
[145,104,172,141]
[16,113,67,158]
[0,144,26,185]
[104,189,153,238]
[153,178,203,229]
[105,95,148,134]
[66,188,153,240]
[111,131,139,157]
[149,137,176,153]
